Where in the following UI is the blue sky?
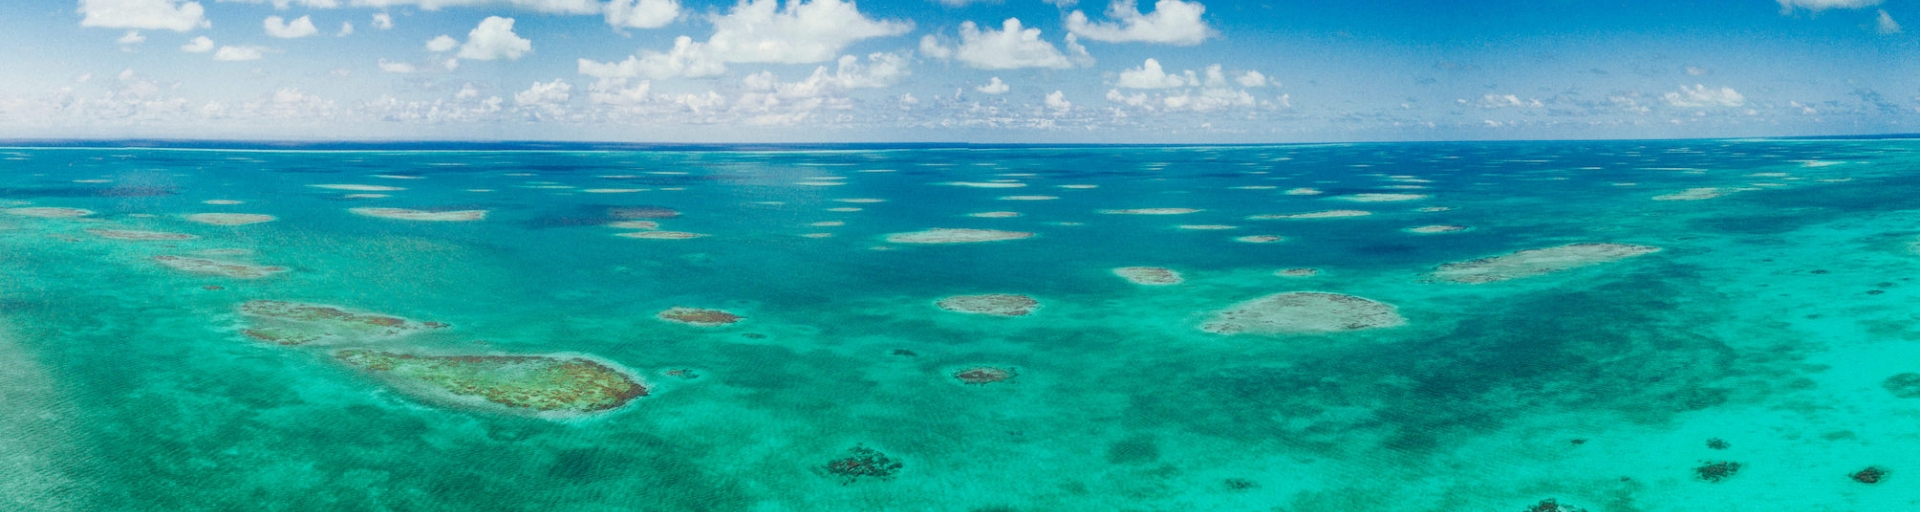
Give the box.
[2,0,1915,142]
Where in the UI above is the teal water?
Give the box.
[0,141,1916,511]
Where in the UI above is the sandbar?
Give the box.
[1653,188,1731,201]
[1000,196,1058,201]
[968,212,1021,218]
[153,256,287,279]
[1332,193,1428,202]
[1406,225,1469,234]
[1114,266,1183,285]
[186,213,277,225]
[935,294,1038,317]
[941,182,1026,188]
[1098,208,1201,215]
[1178,225,1237,230]
[1236,235,1284,243]
[86,228,196,241]
[311,184,405,191]
[656,307,742,326]
[616,231,705,239]
[885,228,1034,244]
[1428,243,1661,283]
[349,208,488,221]
[1284,188,1323,195]
[4,207,93,218]
[1249,210,1372,220]
[1201,292,1405,335]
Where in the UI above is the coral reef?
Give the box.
[153,256,287,279]
[953,366,1015,385]
[185,213,276,225]
[607,206,681,219]
[1113,267,1183,285]
[335,350,648,414]
[821,445,903,484]
[1275,268,1320,277]
[1523,499,1587,512]
[884,228,1034,244]
[86,229,197,241]
[656,307,742,326]
[1406,225,1469,234]
[1097,208,1201,215]
[1881,373,1920,398]
[1851,466,1886,484]
[1332,193,1429,202]
[3,207,93,218]
[1695,461,1741,482]
[1235,235,1284,243]
[1653,187,1732,201]
[1428,243,1661,284]
[1201,292,1405,335]
[936,294,1039,316]
[349,208,488,221]
[616,231,707,239]
[1706,438,1729,450]
[1248,210,1371,219]
[238,300,447,345]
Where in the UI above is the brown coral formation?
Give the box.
[1113,266,1183,285]
[953,366,1015,385]
[1201,292,1405,335]
[1428,243,1661,284]
[656,307,743,326]
[334,350,648,414]
[153,256,287,279]
[238,300,448,345]
[935,294,1039,316]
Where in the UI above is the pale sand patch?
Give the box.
[1178,225,1238,230]
[128,214,155,218]
[185,213,276,225]
[1798,160,1845,167]
[1428,243,1661,284]
[202,200,243,205]
[936,294,1039,317]
[583,189,647,193]
[996,173,1038,177]
[505,173,535,177]
[311,184,405,191]
[1098,208,1201,215]
[858,169,897,173]
[73,179,111,183]
[153,256,287,278]
[1230,185,1278,190]
[616,231,706,240]
[87,228,196,241]
[1382,185,1428,190]
[811,221,845,227]
[656,307,742,326]
[372,174,425,180]
[1332,193,1429,202]
[796,182,844,186]
[826,207,863,212]
[1284,188,1323,195]
[349,208,487,221]
[800,233,834,238]
[1000,195,1058,201]
[648,171,690,175]
[1612,183,1637,187]
[941,182,1026,188]
[885,228,1034,244]
[1113,266,1183,285]
[1058,184,1098,189]
[1201,292,1405,335]
[607,220,659,230]
[1236,235,1284,243]
[4,207,93,218]
[467,189,495,193]
[344,194,389,199]
[1747,172,1789,177]
[1249,210,1372,220]
[1275,268,1319,277]
[1652,188,1731,201]
[1818,178,1853,183]
[661,187,686,191]
[836,198,886,203]
[968,211,1022,218]
[1406,225,1469,234]
[1414,206,1453,212]
[523,185,575,189]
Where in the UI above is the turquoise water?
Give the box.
[0,141,1916,511]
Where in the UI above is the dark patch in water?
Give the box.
[0,186,175,197]
[1105,434,1160,464]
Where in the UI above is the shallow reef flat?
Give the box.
[238,300,447,345]
[4,207,94,218]
[1201,292,1406,334]
[935,294,1039,316]
[1428,243,1662,283]
[184,213,276,225]
[884,228,1033,244]
[656,307,743,326]
[1249,209,1372,219]
[334,350,648,415]
[86,228,197,241]
[152,255,287,278]
[1114,266,1183,285]
[349,208,488,221]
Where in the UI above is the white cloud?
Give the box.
[1066,0,1213,45]
[1045,90,1071,111]
[1685,66,1710,76]
[1776,0,1880,13]
[1235,70,1267,87]
[264,15,319,39]
[1664,84,1744,107]
[515,79,572,105]
[79,0,210,32]
[117,31,147,45]
[976,77,1010,94]
[919,35,952,59]
[426,35,459,52]
[1117,58,1189,88]
[338,22,355,36]
[378,59,416,73]
[371,13,394,29]
[456,16,533,61]
[213,46,267,61]
[702,0,912,64]
[947,18,1074,70]
[578,35,725,80]
[586,77,653,106]
[606,0,679,29]
[1476,94,1542,108]
[508,0,598,14]
[1878,9,1901,34]
[180,35,213,52]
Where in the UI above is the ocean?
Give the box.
[0,140,1913,511]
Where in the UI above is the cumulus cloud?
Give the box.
[1045,90,1071,112]
[338,22,355,36]
[1475,94,1542,108]
[936,18,1075,69]
[377,59,416,73]
[1116,58,1189,88]
[976,77,1010,94]
[213,46,267,61]
[605,0,679,29]
[918,35,952,59]
[117,31,147,45]
[432,16,532,61]
[1776,0,1880,13]
[180,35,213,52]
[578,35,725,80]
[264,15,319,39]
[1878,9,1901,34]
[79,0,210,32]
[371,13,394,29]
[1066,0,1212,45]
[515,79,572,105]
[1664,84,1744,107]
[1235,70,1267,87]
[702,0,912,64]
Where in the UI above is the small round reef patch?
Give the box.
[1851,466,1888,484]
[1523,499,1588,512]
[1202,292,1405,335]
[656,307,743,326]
[953,366,1016,385]
[335,350,648,414]
[1695,461,1741,482]
[1114,266,1183,285]
[822,445,904,485]
[936,294,1039,316]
